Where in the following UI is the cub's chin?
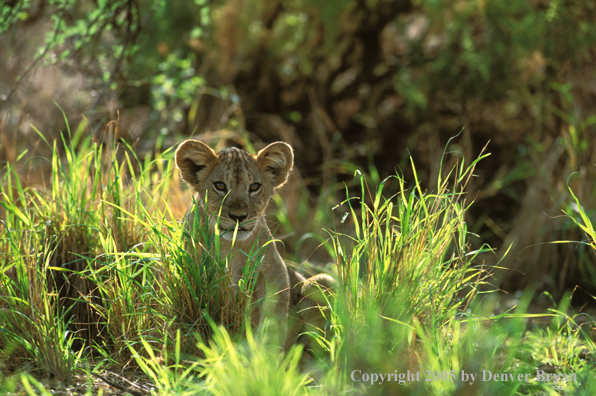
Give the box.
[219,227,253,241]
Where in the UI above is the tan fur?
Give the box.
[175,139,336,347]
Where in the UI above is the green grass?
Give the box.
[1,121,595,395]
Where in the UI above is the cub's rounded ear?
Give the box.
[257,142,294,188]
[175,140,217,189]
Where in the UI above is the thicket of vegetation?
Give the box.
[2,0,596,296]
[1,0,596,394]
[2,129,594,394]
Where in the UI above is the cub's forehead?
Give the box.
[211,147,260,179]
[216,147,257,165]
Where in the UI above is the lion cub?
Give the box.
[175,139,293,327]
[176,140,336,342]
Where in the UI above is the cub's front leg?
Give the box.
[252,260,291,344]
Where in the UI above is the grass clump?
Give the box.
[145,196,261,349]
[0,232,82,383]
[332,152,490,323]
[198,324,311,396]
[315,147,493,394]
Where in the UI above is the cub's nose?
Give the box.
[229,213,247,223]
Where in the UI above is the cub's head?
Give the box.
[175,140,293,241]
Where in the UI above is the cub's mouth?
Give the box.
[219,225,250,232]
[217,219,255,240]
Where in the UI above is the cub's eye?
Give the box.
[249,183,261,192]
[214,182,227,192]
